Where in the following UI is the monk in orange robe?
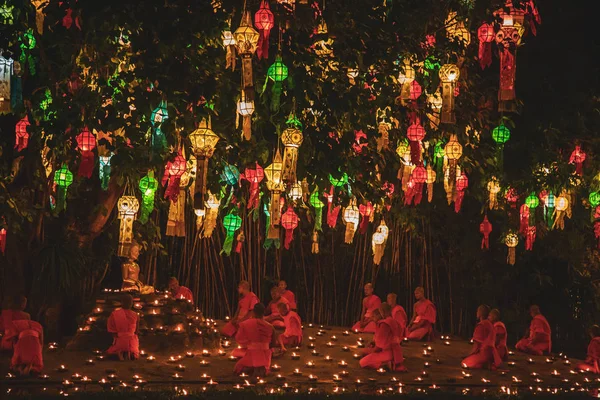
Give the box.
[106,294,139,360]
[489,309,508,361]
[351,283,382,333]
[264,287,289,329]
[277,303,303,351]
[462,305,501,369]
[387,293,407,338]
[407,287,436,341]
[8,319,44,376]
[1,295,31,351]
[515,305,551,356]
[278,280,297,310]
[168,277,194,303]
[577,325,600,374]
[222,281,260,338]
[360,303,406,372]
[234,303,277,376]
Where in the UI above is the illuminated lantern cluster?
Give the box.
[281,207,299,250]
[139,172,158,224]
[53,165,73,213]
[76,127,96,178]
[281,116,304,184]
[372,220,389,265]
[15,115,30,152]
[189,118,220,210]
[254,0,274,60]
[342,199,360,244]
[222,211,242,256]
[117,195,139,257]
[162,154,187,202]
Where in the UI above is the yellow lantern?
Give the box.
[313,19,334,57]
[426,165,437,203]
[444,134,463,195]
[505,233,519,265]
[234,10,259,77]
[237,92,255,141]
[281,118,304,183]
[487,178,501,210]
[372,220,389,265]
[189,118,220,210]
[289,182,303,202]
[265,150,284,233]
[398,59,415,101]
[117,195,140,257]
[222,29,237,70]
[553,195,569,230]
[203,192,221,238]
[342,199,360,244]
[439,64,460,124]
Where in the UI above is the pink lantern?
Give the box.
[406,123,425,164]
[569,145,586,175]
[241,163,264,210]
[15,116,30,152]
[454,173,468,213]
[76,127,97,178]
[358,202,374,234]
[254,0,274,59]
[162,153,187,202]
[281,207,299,250]
[479,216,492,250]
[477,23,495,70]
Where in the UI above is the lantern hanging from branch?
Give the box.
[0,225,5,255]
[203,193,221,238]
[323,185,340,229]
[477,23,495,69]
[541,191,555,229]
[265,150,285,238]
[487,177,501,210]
[406,165,427,206]
[222,28,237,70]
[444,134,462,192]
[236,91,255,141]
[76,127,96,178]
[342,199,360,244]
[150,100,168,151]
[426,165,436,203]
[288,182,303,203]
[372,219,389,265]
[406,122,425,164]
[99,154,112,191]
[398,59,415,102]
[438,64,460,124]
[519,203,529,236]
[221,211,242,256]
[525,193,539,226]
[189,118,220,210]
[53,165,73,213]
[14,115,30,152]
[281,207,299,250]
[281,115,303,184]
[505,233,519,265]
[166,164,190,238]
[426,91,443,129]
[569,145,586,176]
[309,188,324,233]
[480,216,492,250]
[235,10,259,130]
[138,172,158,224]
[241,162,264,210]
[0,53,13,114]
[162,153,187,202]
[492,124,510,166]
[117,195,139,257]
[254,0,274,60]
[553,195,569,230]
[376,107,392,153]
[454,172,468,213]
[266,55,288,112]
[358,202,374,234]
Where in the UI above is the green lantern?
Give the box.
[265,55,288,112]
[221,212,242,256]
[150,101,168,152]
[329,172,348,188]
[433,141,445,180]
[54,164,73,213]
[492,124,510,166]
[139,172,159,224]
[525,193,539,226]
[220,164,240,186]
[309,188,324,232]
[589,192,600,208]
[544,192,555,229]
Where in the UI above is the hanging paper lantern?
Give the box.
[454,172,468,213]
[358,202,374,234]
[221,211,242,256]
[542,191,556,228]
[492,124,510,166]
[479,216,492,250]
[189,118,220,210]
[0,54,14,114]
[76,127,96,178]
[151,100,168,126]
[162,153,187,202]
[222,29,237,70]
[281,116,303,184]
[0,225,6,255]
[236,94,255,141]
[554,195,569,230]
[254,0,274,60]
[376,107,392,152]
[409,80,422,101]
[281,207,299,250]
[309,189,324,232]
[266,55,288,112]
[14,115,30,152]
[241,163,264,210]
[487,178,501,210]
[569,145,586,176]
[426,165,436,203]
[53,165,73,213]
[406,165,427,206]
[505,233,519,265]
[397,59,415,101]
[525,193,539,226]
[426,91,443,129]
[590,192,600,208]
[438,64,460,124]
[235,11,260,140]
[406,123,425,164]
[99,154,112,190]
[138,172,158,224]
[221,164,240,187]
[203,193,221,238]
[311,230,319,254]
[505,187,519,208]
[372,220,389,265]
[342,199,360,244]
[265,150,285,232]
[288,182,303,202]
[117,195,139,257]
[444,134,462,191]
[477,23,495,69]
[323,186,340,228]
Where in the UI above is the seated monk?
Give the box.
[222,281,259,338]
[168,277,193,303]
[278,280,297,310]
[462,305,501,370]
[387,293,407,338]
[360,303,406,372]
[8,319,44,376]
[234,303,277,376]
[264,287,289,329]
[577,325,600,374]
[121,242,154,295]
[361,309,383,356]
[106,294,139,360]
[351,283,382,333]
[489,309,508,361]
[277,303,302,351]
[1,295,31,351]
[515,305,551,356]
[407,287,436,341]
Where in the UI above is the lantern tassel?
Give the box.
[311,231,319,254]
[519,204,529,235]
[499,48,516,102]
[507,247,516,265]
[427,182,434,203]
[222,233,235,255]
[78,151,95,178]
[203,208,218,238]
[242,116,252,141]
[226,46,236,71]
[526,226,536,251]
[55,187,67,213]
[284,228,294,249]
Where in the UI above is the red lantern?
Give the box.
[569,145,586,175]
[477,23,495,70]
[241,163,265,210]
[281,207,299,250]
[479,215,492,250]
[358,201,374,234]
[406,123,425,164]
[409,80,422,100]
[525,226,536,251]
[505,187,518,208]
[519,204,529,235]
[76,127,97,178]
[254,0,274,59]
[162,153,187,202]
[455,173,468,213]
[15,116,30,152]
[323,186,340,228]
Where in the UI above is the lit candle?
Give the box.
[338,360,348,367]
[200,373,210,381]
[356,341,365,348]
[421,370,428,377]
[176,364,186,371]
[327,342,334,348]
[308,343,316,349]
[140,350,147,357]
[564,360,571,365]
[306,361,315,368]
[333,374,342,382]
[331,335,338,341]
[342,346,350,352]
[424,362,430,368]
[218,349,226,356]
[71,373,82,380]
[353,353,361,360]
[462,371,472,379]
[507,361,516,367]
[309,374,318,382]
[147,356,155,362]
[311,350,319,356]
[40,374,50,380]
[293,369,302,376]
[276,374,286,381]
[551,370,560,376]
[207,379,218,386]
[325,355,332,362]
[343,331,350,336]
[308,336,315,341]
[85,359,94,365]
[444,341,451,346]
[422,350,430,357]
[377,368,386,375]
[271,364,281,372]
[58,365,68,372]
[202,350,210,357]
[340,370,349,377]
[291,353,300,360]
[308,324,313,328]
[546,358,553,363]
[222,341,231,348]
[528,358,534,364]
[317,331,324,336]
[186,351,194,358]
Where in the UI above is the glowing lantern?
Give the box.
[541,191,556,228]
[590,192,600,208]
[426,165,436,203]
[479,216,492,250]
[288,182,303,202]
[1,54,13,114]
[478,23,495,69]
[487,178,501,210]
[569,145,586,176]
[444,134,463,191]
[505,187,518,208]
[492,124,510,166]
[203,193,221,238]
[53,165,73,213]
[281,207,299,250]
[309,189,324,233]
[14,115,30,152]
[151,100,168,126]
[99,154,112,190]
[438,64,460,124]
[554,195,569,230]
[372,220,389,265]
[427,91,443,129]
[323,186,340,228]
[222,211,242,256]
[117,195,139,257]
[241,163,264,210]
[235,11,260,140]
[162,153,187,202]
[222,29,237,70]
[376,107,392,152]
[189,118,220,210]
[406,123,425,164]
[358,202,374,234]
[406,165,427,206]
[505,233,519,265]
[76,127,96,178]
[525,193,539,226]
[0,3,14,25]
[342,199,360,244]
[454,173,468,213]
[266,55,288,111]
[281,116,303,184]
[254,0,274,60]
[265,150,285,234]
[237,94,255,141]
[398,59,415,101]
[139,172,158,224]
[221,164,240,187]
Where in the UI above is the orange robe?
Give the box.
[462,319,501,369]
[222,292,260,338]
[493,321,508,361]
[1,310,30,351]
[106,308,139,359]
[266,296,290,329]
[173,286,194,303]
[515,314,551,356]
[279,311,303,347]
[407,299,436,341]
[281,290,297,310]
[577,337,600,374]
[360,317,405,371]
[9,320,44,373]
[234,318,274,375]
[392,304,408,338]
[352,295,382,333]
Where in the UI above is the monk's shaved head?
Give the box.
[489,308,501,322]
[277,302,289,315]
[477,304,491,319]
[414,286,425,300]
[380,303,392,317]
[169,277,179,284]
[121,294,134,309]
[415,287,424,294]
[253,303,265,318]
[278,280,287,290]
[591,325,600,338]
[12,295,27,311]
[238,280,250,295]
[530,305,540,315]
[364,283,374,296]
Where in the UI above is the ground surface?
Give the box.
[1,321,597,396]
